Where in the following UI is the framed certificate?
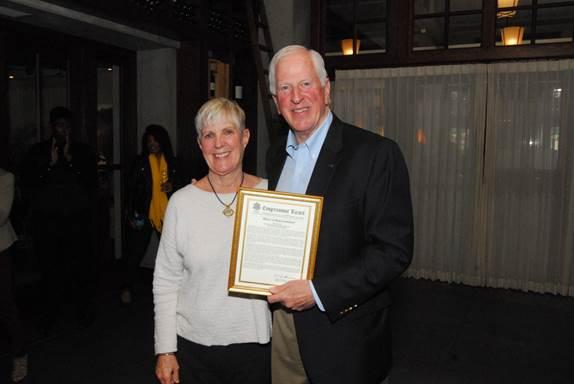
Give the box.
[228,187,323,296]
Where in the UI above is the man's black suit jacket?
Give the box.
[266,115,414,384]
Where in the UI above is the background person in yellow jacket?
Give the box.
[122,124,179,304]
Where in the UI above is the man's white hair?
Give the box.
[268,45,328,95]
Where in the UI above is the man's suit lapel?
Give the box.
[306,116,344,196]
[267,115,344,194]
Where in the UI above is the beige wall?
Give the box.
[137,48,178,152]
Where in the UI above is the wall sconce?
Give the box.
[341,39,360,55]
[416,129,427,144]
[497,0,518,18]
[501,26,524,45]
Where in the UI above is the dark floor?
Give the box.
[2,265,574,384]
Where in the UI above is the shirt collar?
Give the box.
[285,111,333,159]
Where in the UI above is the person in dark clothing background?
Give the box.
[21,106,98,329]
[122,124,179,304]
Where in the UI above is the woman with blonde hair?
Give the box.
[153,98,271,384]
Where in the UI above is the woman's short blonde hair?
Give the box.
[195,97,245,136]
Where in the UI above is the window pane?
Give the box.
[536,6,574,43]
[357,0,386,18]
[414,17,445,50]
[356,0,386,53]
[8,64,38,166]
[325,1,354,54]
[449,14,482,48]
[415,0,446,15]
[450,0,483,12]
[496,9,532,46]
[357,21,386,53]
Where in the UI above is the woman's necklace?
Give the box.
[207,172,244,217]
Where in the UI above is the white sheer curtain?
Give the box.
[333,60,574,296]
[334,65,488,284]
[484,61,574,295]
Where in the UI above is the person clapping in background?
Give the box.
[22,106,98,329]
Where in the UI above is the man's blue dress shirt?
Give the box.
[275,111,333,311]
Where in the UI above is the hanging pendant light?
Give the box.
[341,38,360,55]
[501,26,524,45]
[498,0,519,8]
[497,0,518,18]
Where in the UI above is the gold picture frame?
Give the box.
[228,187,323,296]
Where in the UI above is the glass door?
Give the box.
[96,65,122,261]
[8,53,68,168]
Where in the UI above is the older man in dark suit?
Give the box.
[266,45,414,384]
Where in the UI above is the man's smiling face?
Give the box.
[273,49,330,143]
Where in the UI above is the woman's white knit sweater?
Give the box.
[153,180,271,354]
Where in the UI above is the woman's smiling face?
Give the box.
[198,120,249,177]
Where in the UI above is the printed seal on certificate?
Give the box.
[228,187,323,296]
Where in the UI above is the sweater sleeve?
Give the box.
[153,193,185,354]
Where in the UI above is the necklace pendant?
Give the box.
[223,206,234,217]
